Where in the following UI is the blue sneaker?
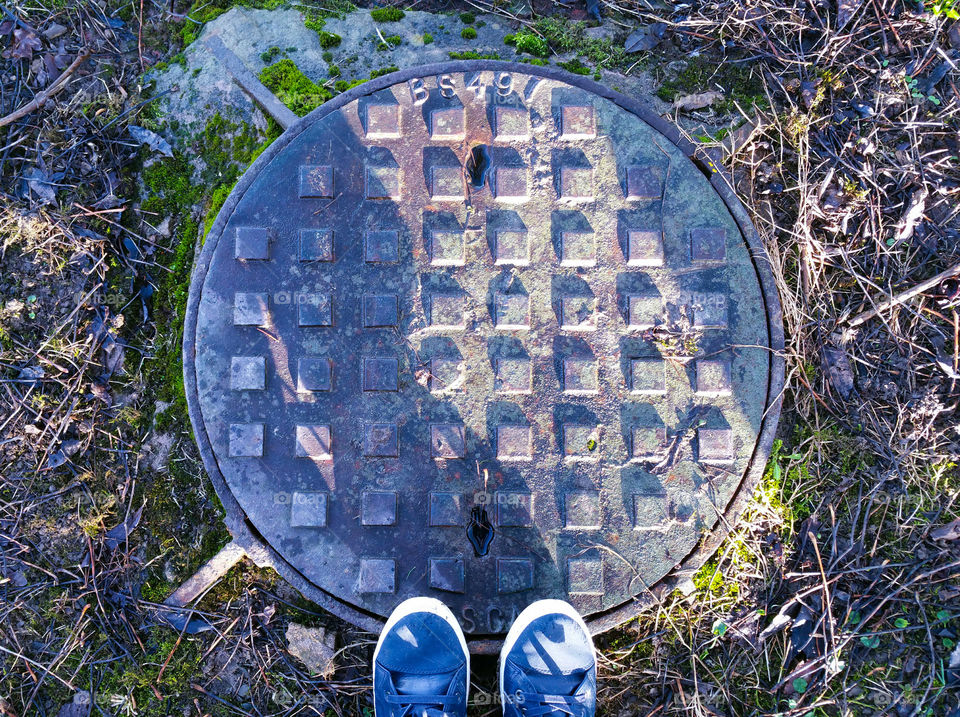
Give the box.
[373,597,469,717]
[499,600,597,717]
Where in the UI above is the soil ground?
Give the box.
[0,1,958,716]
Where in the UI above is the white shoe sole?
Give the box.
[499,599,596,706]
[373,597,470,715]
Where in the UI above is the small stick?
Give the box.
[0,50,90,128]
[847,260,960,327]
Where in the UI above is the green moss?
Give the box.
[335,78,365,92]
[258,58,331,116]
[260,45,281,63]
[316,30,342,48]
[328,63,341,77]
[559,58,591,75]
[377,34,403,50]
[519,57,549,66]
[370,65,398,79]
[533,16,628,70]
[504,31,549,58]
[423,32,433,44]
[448,50,499,60]
[461,27,477,40]
[370,6,405,22]
[96,631,204,715]
[322,50,334,62]
[459,11,475,23]
[655,55,767,112]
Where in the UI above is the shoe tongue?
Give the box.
[527,668,587,698]
[393,669,454,698]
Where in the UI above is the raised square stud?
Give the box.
[564,492,600,529]
[630,358,666,394]
[696,359,732,396]
[235,226,269,260]
[560,296,597,331]
[229,423,264,457]
[430,230,465,266]
[560,231,596,266]
[295,424,332,459]
[364,230,399,263]
[698,427,734,464]
[494,230,529,265]
[365,103,400,138]
[230,356,265,391]
[363,423,399,457]
[362,294,399,328]
[625,166,660,199]
[493,167,528,202]
[559,166,593,201]
[495,293,530,330]
[365,165,401,200]
[690,228,727,262]
[290,491,328,528]
[563,357,599,394]
[430,358,463,392]
[429,558,465,593]
[430,165,464,201]
[429,294,465,329]
[497,558,534,593]
[627,295,663,330]
[563,424,600,459]
[632,427,668,461]
[568,557,603,594]
[361,491,397,526]
[627,230,664,266]
[362,357,399,392]
[691,293,728,329]
[299,164,333,198]
[297,293,333,326]
[494,357,532,394]
[233,292,268,326]
[429,492,463,526]
[429,106,465,139]
[430,424,466,458]
[299,229,334,262]
[358,558,395,593]
[496,425,532,461]
[494,106,530,140]
[297,357,332,392]
[497,493,533,526]
[634,494,668,529]
[560,105,596,139]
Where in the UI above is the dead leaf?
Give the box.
[931,519,960,541]
[624,23,666,53]
[128,125,174,158]
[822,344,855,398]
[286,623,337,678]
[104,503,144,549]
[673,90,724,111]
[3,29,42,60]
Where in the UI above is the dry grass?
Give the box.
[0,0,958,715]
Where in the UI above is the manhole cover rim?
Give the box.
[183,60,786,647]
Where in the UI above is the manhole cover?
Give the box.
[184,61,784,646]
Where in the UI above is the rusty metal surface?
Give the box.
[184,62,784,641]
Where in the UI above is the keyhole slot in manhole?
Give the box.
[465,144,491,189]
[467,505,495,557]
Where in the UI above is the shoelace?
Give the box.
[516,692,589,717]
[384,692,458,717]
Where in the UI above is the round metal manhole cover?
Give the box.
[185,61,783,643]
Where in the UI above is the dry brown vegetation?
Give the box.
[0,0,958,715]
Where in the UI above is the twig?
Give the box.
[847,260,960,327]
[0,50,90,128]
